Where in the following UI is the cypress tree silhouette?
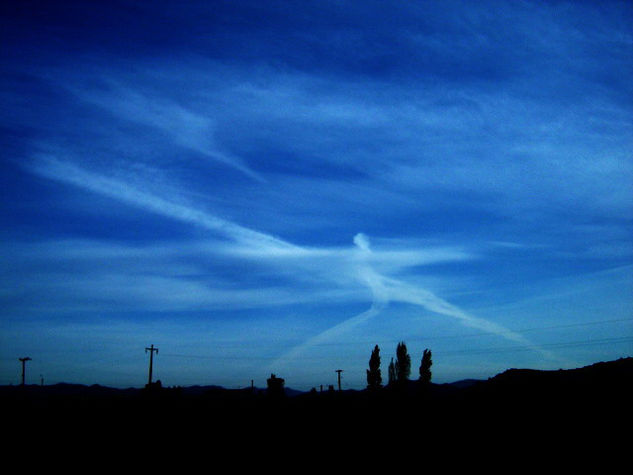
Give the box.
[419,348,432,385]
[366,344,382,390]
[388,357,396,386]
[395,341,411,384]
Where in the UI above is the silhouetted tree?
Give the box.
[395,341,411,384]
[388,357,396,386]
[419,348,432,385]
[366,344,382,390]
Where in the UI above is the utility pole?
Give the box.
[335,369,343,392]
[19,357,31,386]
[145,344,159,386]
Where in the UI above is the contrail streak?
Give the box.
[270,233,560,371]
[30,157,290,250]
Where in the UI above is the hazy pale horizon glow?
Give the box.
[1,1,631,390]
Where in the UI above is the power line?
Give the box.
[160,353,328,361]
[158,335,633,362]
[436,336,633,357]
[307,317,633,347]
[436,317,633,340]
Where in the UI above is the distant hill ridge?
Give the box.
[2,357,631,398]
[485,356,633,386]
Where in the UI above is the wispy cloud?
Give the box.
[29,156,287,250]
[57,78,265,182]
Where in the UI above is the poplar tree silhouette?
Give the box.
[419,348,432,385]
[366,344,382,390]
[388,357,396,386]
[395,341,411,384]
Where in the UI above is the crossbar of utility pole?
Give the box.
[145,344,159,386]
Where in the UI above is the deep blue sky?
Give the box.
[1,1,632,390]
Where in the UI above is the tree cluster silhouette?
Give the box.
[366,342,432,390]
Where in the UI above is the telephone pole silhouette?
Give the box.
[19,357,31,386]
[145,344,159,386]
[335,369,343,392]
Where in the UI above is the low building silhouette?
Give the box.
[266,374,285,398]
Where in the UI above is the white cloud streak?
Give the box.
[30,156,289,250]
[270,233,558,371]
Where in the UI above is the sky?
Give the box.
[1,0,632,390]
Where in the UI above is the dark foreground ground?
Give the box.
[3,357,631,468]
